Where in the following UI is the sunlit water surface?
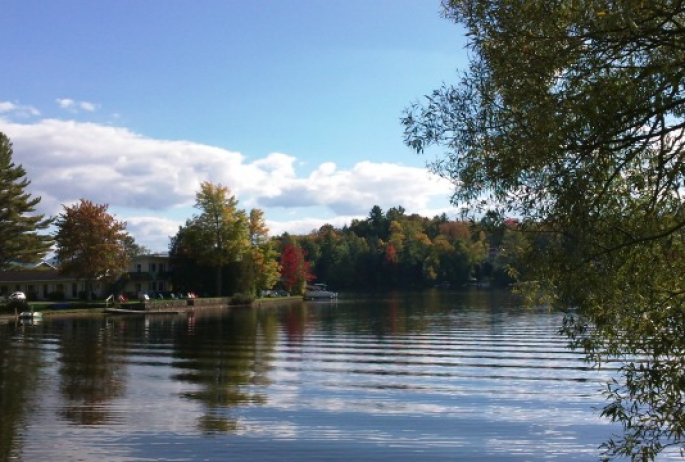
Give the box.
[0,290,680,461]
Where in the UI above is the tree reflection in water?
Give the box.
[172,305,283,434]
[0,321,44,460]
[57,318,126,426]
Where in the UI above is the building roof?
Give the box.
[0,269,76,284]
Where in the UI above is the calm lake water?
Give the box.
[0,290,678,461]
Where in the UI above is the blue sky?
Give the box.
[1,1,468,252]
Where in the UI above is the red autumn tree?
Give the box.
[279,243,314,295]
[384,243,398,264]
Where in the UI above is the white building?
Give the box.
[0,254,172,301]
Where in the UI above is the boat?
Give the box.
[303,284,338,300]
[18,310,42,320]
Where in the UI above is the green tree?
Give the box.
[0,132,53,269]
[403,1,685,459]
[181,182,249,296]
[239,209,280,296]
[123,235,150,257]
[54,200,130,300]
[169,224,214,296]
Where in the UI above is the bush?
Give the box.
[5,299,28,313]
[124,291,137,301]
[48,291,66,301]
[230,293,254,305]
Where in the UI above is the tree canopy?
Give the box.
[172,182,248,296]
[0,132,53,269]
[403,1,685,459]
[278,205,509,291]
[169,182,279,297]
[54,200,131,300]
[239,208,280,297]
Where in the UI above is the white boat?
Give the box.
[303,284,338,300]
[304,290,338,300]
[18,310,42,320]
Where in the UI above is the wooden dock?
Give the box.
[104,307,181,315]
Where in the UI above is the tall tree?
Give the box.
[238,209,280,296]
[183,182,249,296]
[403,1,685,459]
[0,132,53,269]
[168,223,214,296]
[54,200,130,300]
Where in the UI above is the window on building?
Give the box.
[150,263,157,272]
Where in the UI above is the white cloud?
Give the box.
[1,118,455,251]
[56,98,99,112]
[0,101,41,117]
[124,216,183,252]
[267,215,358,236]
[258,160,451,215]
[56,98,75,109]
[0,101,17,112]
[79,101,98,112]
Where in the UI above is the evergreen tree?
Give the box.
[0,132,53,270]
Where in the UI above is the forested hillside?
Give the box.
[274,206,527,291]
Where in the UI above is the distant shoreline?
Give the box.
[0,295,303,324]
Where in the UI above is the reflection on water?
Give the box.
[0,290,679,461]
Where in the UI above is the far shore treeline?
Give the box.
[275,206,523,292]
[173,203,527,296]
[2,129,531,300]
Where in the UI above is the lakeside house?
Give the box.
[0,254,172,301]
[121,253,172,298]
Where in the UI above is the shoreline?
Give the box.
[0,296,302,324]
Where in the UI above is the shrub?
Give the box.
[230,293,254,305]
[48,291,66,301]
[6,299,28,313]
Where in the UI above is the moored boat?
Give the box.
[303,284,338,300]
[18,310,42,320]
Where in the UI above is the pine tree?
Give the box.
[0,132,54,270]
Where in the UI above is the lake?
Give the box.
[0,290,678,461]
